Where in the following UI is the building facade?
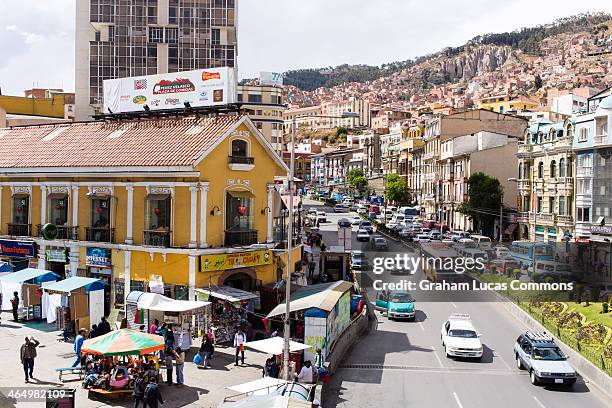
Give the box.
[238,85,285,153]
[0,114,291,314]
[76,0,238,120]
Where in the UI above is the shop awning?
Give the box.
[195,285,258,303]
[44,276,105,293]
[228,190,255,199]
[267,280,354,318]
[131,291,210,312]
[244,337,311,355]
[0,268,59,284]
[219,395,311,408]
[226,377,287,394]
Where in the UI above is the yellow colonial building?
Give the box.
[0,114,293,313]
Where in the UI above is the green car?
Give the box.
[375,290,416,320]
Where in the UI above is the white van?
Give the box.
[470,235,492,250]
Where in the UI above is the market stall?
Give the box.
[195,286,259,344]
[125,291,211,349]
[244,337,312,379]
[80,329,164,395]
[0,268,59,320]
[43,276,106,331]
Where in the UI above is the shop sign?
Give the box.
[46,249,67,263]
[86,247,112,267]
[200,250,272,272]
[0,239,35,258]
[591,225,612,235]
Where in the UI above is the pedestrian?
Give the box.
[131,371,147,408]
[0,291,3,325]
[269,357,280,378]
[297,360,316,384]
[11,291,19,322]
[20,336,39,383]
[143,376,164,408]
[308,259,316,279]
[164,347,174,386]
[89,324,99,339]
[165,324,175,350]
[72,328,87,368]
[98,316,111,335]
[234,328,246,366]
[199,336,214,368]
[174,347,185,387]
[149,319,159,335]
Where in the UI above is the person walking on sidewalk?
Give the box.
[164,348,174,386]
[98,316,111,335]
[199,336,214,368]
[71,329,87,368]
[11,291,20,322]
[144,377,164,408]
[20,337,39,383]
[131,371,147,408]
[174,347,185,387]
[234,328,246,366]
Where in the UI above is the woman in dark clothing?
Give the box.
[198,336,214,368]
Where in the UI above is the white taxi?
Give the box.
[440,313,483,360]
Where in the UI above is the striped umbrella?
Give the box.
[81,329,165,356]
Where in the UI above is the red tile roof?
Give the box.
[0,115,242,169]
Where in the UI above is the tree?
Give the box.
[348,169,368,193]
[385,174,410,204]
[534,74,543,89]
[335,127,348,138]
[458,172,503,236]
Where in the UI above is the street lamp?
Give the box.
[282,110,360,380]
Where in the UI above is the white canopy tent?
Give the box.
[244,337,311,355]
[218,395,311,408]
[136,293,210,312]
[226,377,288,396]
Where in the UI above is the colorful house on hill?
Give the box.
[0,114,295,314]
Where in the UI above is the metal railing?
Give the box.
[36,224,79,240]
[594,134,608,145]
[228,155,255,164]
[85,227,115,243]
[225,229,258,246]
[143,230,172,247]
[7,223,31,236]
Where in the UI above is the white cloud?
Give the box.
[0,0,607,95]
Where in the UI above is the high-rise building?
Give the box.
[75,0,238,120]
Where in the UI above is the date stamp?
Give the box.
[0,387,74,402]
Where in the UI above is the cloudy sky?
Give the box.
[0,0,607,95]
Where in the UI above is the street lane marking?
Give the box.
[450,302,458,308]
[418,321,425,331]
[532,396,546,408]
[453,392,464,408]
[431,346,444,368]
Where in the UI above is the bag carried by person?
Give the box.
[193,353,203,365]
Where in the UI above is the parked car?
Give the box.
[514,331,576,386]
[357,229,371,242]
[359,221,374,234]
[374,290,416,320]
[351,215,362,226]
[440,313,483,360]
[371,235,388,251]
[337,218,351,228]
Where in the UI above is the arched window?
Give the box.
[518,163,523,180]
[231,139,248,157]
[567,126,572,139]
[559,158,566,177]
[538,161,544,178]
[567,157,573,177]
[550,160,556,178]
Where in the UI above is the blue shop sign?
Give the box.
[86,247,112,267]
[0,239,35,258]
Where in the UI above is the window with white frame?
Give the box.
[578,128,588,142]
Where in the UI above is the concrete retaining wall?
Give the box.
[501,299,612,399]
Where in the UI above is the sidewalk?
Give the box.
[0,312,268,407]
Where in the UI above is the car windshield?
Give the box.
[390,294,413,303]
[361,222,372,227]
[533,347,566,361]
[448,329,477,338]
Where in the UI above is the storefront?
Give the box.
[46,247,69,279]
[86,247,113,316]
[0,238,35,271]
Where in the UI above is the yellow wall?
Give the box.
[131,251,190,285]
[0,94,67,118]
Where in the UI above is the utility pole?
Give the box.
[499,192,504,242]
[283,116,296,381]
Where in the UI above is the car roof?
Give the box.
[448,320,476,330]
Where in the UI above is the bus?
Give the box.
[398,206,420,220]
[420,242,462,282]
[509,241,554,276]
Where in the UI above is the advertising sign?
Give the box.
[46,249,67,263]
[304,316,328,363]
[103,67,237,114]
[0,239,35,258]
[327,291,351,349]
[86,247,112,267]
[200,250,272,272]
[591,225,612,235]
[259,71,284,87]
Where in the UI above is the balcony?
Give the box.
[423,151,436,161]
[517,212,530,223]
[86,227,115,243]
[144,230,172,247]
[225,229,258,247]
[557,215,574,225]
[228,156,255,171]
[576,167,593,177]
[537,213,554,223]
[518,180,531,191]
[36,225,79,240]
[7,223,32,237]
[594,134,608,145]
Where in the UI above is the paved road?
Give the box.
[302,200,612,408]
